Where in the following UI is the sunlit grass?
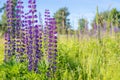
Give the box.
[0,35,120,80]
[57,35,120,80]
[0,38,4,64]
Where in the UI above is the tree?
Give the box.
[110,8,120,27]
[54,7,71,34]
[0,10,7,35]
[0,3,6,12]
[78,18,86,30]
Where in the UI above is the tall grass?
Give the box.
[0,38,4,64]
[58,36,120,80]
[0,36,120,80]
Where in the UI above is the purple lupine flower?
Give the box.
[27,0,43,72]
[27,27,33,71]
[25,0,35,71]
[4,0,13,62]
[91,22,98,37]
[34,25,43,72]
[50,18,58,73]
[44,9,50,53]
[103,22,107,32]
[45,11,58,77]
[44,9,54,77]
[4,33,8,61]
[94,22,97,33]
[5,0,57,75]
[114,27,120,33]
[15,0,25,62]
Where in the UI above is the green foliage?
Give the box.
[0,38,4,64]
[78,18,87,31]
[0,10,7,36]
[54,7,71,34]
[110,8,120,27]
[92,8,120,29]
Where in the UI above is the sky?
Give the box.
[0,0,120,29]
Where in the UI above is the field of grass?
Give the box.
[0,36,120,80]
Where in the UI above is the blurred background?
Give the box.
[0,0,120,38]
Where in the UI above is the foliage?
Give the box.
[110,8,120,27]
[78,18,88,31]
[0,38,4,64]
[92,8,120,29]
[54,7,71,34]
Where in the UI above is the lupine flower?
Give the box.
[27,26,33,71]
[44,10,58,77]
[26,0,35,71]
[49,18,58,73]
[27,0,43,72]
[34,25,43,72]
[103,22,107,32]
[114,27,120,33]
[4,33,8,61]
[15,0,25,62]
[5,0,58,76]
[94,22,97,32]
[4,0,13,62]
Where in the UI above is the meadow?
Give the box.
[0,35,120,80]
[0,1,120,80]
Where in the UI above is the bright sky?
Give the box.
[0,0,120,29]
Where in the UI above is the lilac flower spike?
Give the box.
[5,0,58,76]
[44,10,58,77]
[4,0,13,62]
[15,0,25,62]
